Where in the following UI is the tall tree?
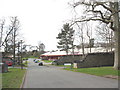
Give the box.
[70,1,120,70]
[1,17,20,53]
[10,16,20,62]
[0,16,21,65]
[56,23,75,55]
[37,41,45,52]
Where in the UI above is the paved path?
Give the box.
[23,58,118,88]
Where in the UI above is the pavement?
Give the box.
[23,58,119,88]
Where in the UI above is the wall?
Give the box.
[75,52,114,68]
[56,55,83,65]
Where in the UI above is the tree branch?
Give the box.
[96,2,113,13]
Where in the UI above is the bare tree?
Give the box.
[75,22,85,57]
[37,41,45,52]
[70,1,120,70]
[0,19,5,50]
[85,22,93,53]
[96,23,114,52]
[7,17,20,62]
[0,16,21,65]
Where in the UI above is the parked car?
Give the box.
[38,62,43,66]
[5,60,13,66]
[35,60,39,63]
[33,59,36,62]
[52,60,59,65]
[2,57,13,66]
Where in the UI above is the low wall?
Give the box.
[75,52,114,68]
[57,55,82,65]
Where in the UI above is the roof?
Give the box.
[40,50,80,57]
[41,51,71,57]
[77,47,114,54]
[41,47,114,57]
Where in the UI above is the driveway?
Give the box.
[23,58,118,88]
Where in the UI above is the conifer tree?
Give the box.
[56,23,75,55]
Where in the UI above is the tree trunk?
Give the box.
[89,38,91,53]
[114,30,120,70]
[113,2,120,70]
[81,42,85,58]
[110,31,113,52]
[72,45,75,58]
[13,29,16,66]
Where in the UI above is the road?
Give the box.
[23,58,118,88]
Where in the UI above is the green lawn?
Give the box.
[42,60,53,63]
[2,68,26,88]
[64,67,120,77]
[24,56,38,59]
[0,73,2,88]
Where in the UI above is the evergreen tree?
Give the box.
[56,23,75,55]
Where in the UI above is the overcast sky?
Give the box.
[0,0,80,51]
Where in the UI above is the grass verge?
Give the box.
[42,60,53,63]
[64,67,120,77]
[51,64,73,68]
[2,68,26,88]
[23,61,28,67]
[14,61,28,67]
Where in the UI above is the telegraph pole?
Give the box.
[20,40,23,70]
[17,42,20,65]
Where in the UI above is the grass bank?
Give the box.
[64,67,120,77]
[2,68,26,88]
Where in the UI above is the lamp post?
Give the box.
[20,40,23,70]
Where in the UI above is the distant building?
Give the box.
[40,51,79,61]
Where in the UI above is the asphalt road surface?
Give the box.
[23,58,118,88]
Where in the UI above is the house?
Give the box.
[40,51,80,61]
